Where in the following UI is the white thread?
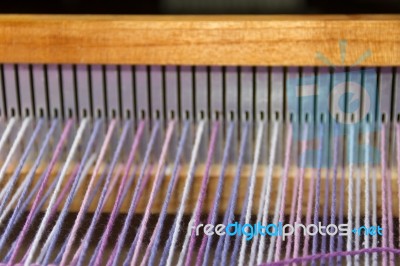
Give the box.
[0,173,29,223]
[0,117,16,154]
[238,121,264,266]
[177,217,194,266]
[266,166,285,263]
[165,121,205,266]
[363,124,370,266]
[248,123,269,266]
[24,119,88,266]
[37,153,97,263]
[371,133,378,266]
[397,123,400,251]
[257,121,279,264]
[355,126,361,266]
[60,120,116,266]
[0,118,31,186]
[346,125,355,265]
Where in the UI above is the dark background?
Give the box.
[0,0,399,14]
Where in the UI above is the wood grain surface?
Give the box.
[0,15,398,66]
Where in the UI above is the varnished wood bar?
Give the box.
[0,15,399,66]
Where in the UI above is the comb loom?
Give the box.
[0,15,399,265]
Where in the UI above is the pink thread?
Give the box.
[184,122,219,266]
[7,119,73,266]
[396,123,400,248]
[129,121,175,265]
[292,124,308,259]
[274,124,293,261]
[91,121,145,264]
[70,164,125,264]
[105,163,154,266]
[21,164,80,263]
[60,119,117,266]
[380,124,388,265]
[302,147,316,259]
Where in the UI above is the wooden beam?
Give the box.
[6,163,399,216]
[0,15,398,66]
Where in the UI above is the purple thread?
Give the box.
[337,137,346,265]
[106,121,160,266]
[20,164,80,263]
[321,126,331,264]
[302,129,317,259]
[380,124,388,265]
[229,182,250,266]
[184,122,219,266]
[386,139,395,266]
[122,165,167,266]
[123,129,178,265]
[86,121,145,264]
[329,122,339,266]
[41,119,103,265]
[52,169,110,264]
[196,122,235,266]
[396,123,400,249]
[59,119,117,266]
[381,123,395,266]
[128,121,176,266]
[262,247,400,266]
[0,120,58,252]
[7,119,73,266]
[273,124,293,261]
[144,121,190,266]
[74,165,124,265]
[213,122,249,266]
[292,123,308,260]
[49,165,80,221]
[0,119,43,212]
[387,181,395,266]
[283,147,301,260]
[106,163,154,266]
[311,123,325,265]
[75,121,131,266]
[3,165,69,262]
[88,161,139,265]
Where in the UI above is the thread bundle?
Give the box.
[0,118,399,265]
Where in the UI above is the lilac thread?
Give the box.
[106,121,160,266]
[144,122,190,266]
[0,119,43,212]
[274,124,293,261]
[212,122,249,266]
[380,124,388,265]
[87,121,145,264]
[6,119,73,266]
[52,169,109,264]
[311,123,325,265]
[128,121,176,266]
[59,119,117,266]
[0,120,58,252]
[196,122,235,266]
[329,122,339,265]
[292,123,308,260]
[184,122,219,266]
[75,121,131,266]
[40,119,103,265]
